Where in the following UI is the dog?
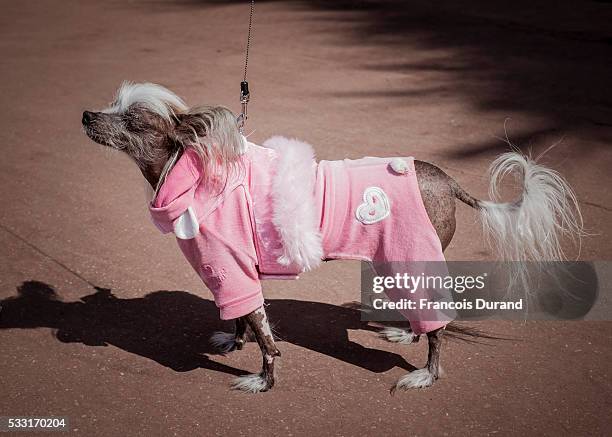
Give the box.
[82,81,582,393]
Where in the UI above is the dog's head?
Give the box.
[82,82,245,185]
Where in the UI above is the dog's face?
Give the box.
[82,82,189,168]
[82,82,246,187]
[82,105,176,165]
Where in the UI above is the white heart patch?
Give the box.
[355,187,390,225]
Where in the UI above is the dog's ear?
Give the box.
[172,113,208,146]
[171,107,245,158]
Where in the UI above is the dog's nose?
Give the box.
[82,111,94,125]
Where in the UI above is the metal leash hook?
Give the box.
[237,80,250,134]
[237,1,254,135]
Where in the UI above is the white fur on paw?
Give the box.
[210,331,236,353]
[379,327,415,345]
[389,158,409,174]
[395,369,434,390]
[231,373,268,393]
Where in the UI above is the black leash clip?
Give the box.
[237,81,250,134]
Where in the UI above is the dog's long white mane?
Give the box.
[104,81,188,119]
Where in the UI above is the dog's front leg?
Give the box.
[233,317,248,350]
[210,317,250,354]
[231,305,281,393]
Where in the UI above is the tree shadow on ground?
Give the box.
[164,0,612,158]
[0,281,414,376]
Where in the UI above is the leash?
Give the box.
[156,1,255,193]
[237,0,254,134]
[0,222,103,292]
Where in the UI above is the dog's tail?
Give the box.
[452,151,583,294]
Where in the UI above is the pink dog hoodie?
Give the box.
[149,137,453,334]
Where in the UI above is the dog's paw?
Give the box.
[378,327,415,345]
[210,331,237,354]
[231,373,270,393]
[392,369,435,392]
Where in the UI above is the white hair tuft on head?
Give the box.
[104,81,188,120]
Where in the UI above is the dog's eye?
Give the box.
[123,111,146,131]
[123,107,165,134]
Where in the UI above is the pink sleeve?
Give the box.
[176,186,264,320]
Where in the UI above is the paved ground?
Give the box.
[1,1,611,435]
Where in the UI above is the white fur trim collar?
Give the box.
[262,136,323,271]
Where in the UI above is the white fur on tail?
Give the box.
[478,152,583,293]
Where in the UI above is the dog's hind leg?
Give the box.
[231,305,281,393]
[210,317,250,354]
[393,327,444,391]
[378,326,420,345]
[378,162,455,352]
